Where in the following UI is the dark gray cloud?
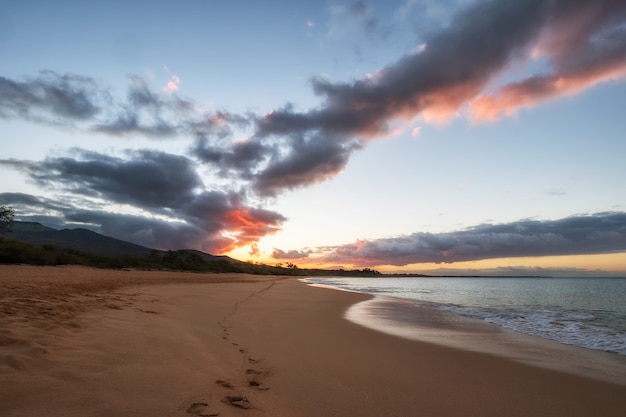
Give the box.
[0,149,286,253]
[0,71,107,124]
[315,212,626,266]
[2,150,202,212]
[194,132,361,197]
[92,75,199,138]
[252,134,361,197]
[0,71,242,140]
[192,136,273,179]
[0,192,70,229]
[92,113,179,138]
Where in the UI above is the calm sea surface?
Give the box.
[303,277,626,355]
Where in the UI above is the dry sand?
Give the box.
[1,265,625,416]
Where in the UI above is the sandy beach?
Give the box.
[1,265,626,416]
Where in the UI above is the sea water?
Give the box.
[303,277,626,356]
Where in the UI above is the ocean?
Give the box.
[303,277,626,356]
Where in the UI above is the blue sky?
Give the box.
[1,0,626,276]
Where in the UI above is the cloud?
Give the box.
[193,115,362,197]
[92,74,190,137]
[165,75,181,92]
[328,0,391,40]
[0,192,73,230]
[272,248,311,260]
[251,134,361,197]
[2,149,202,211]
[547,188,567,197]
[309,0,547,126]
[0,71,107,125]
[471,5,626,121]
[0,71,236,140]
[0,150,286,253]
[310,212,626,266]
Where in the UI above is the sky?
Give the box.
[1,0,626,276]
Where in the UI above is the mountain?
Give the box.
[5,221,233,262]
[6,222,153,257]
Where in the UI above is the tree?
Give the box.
[162,249,206,270]
[0,206,14,235]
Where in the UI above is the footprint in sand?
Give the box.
[136,308,158,314]
[215,379,234,389]
[185,402,219,417]
[246,369,263,375]
[224,395,251,409]
[245,369,270,390]
[248,378,269,391]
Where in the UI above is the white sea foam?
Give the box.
[437,304,626,355]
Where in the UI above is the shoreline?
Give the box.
[2,265,626,416]
[344,294,626,385]
[305,276,626,383]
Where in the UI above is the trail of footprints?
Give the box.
[186,282,275,416]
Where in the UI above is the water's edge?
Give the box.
[303,279,626,386]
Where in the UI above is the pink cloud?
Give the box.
[165,75,181,92]
[471,6,626,122]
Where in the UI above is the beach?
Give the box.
[1,265,626,416]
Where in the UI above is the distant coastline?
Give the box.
[383,273,552,278]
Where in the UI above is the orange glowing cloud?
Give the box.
[217,207,283,254]
[471,64,626,122]
[419,82,485,124]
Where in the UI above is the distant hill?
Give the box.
[6,221,235,262]
[2,221,382,276]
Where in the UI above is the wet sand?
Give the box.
[1,265,625,416]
